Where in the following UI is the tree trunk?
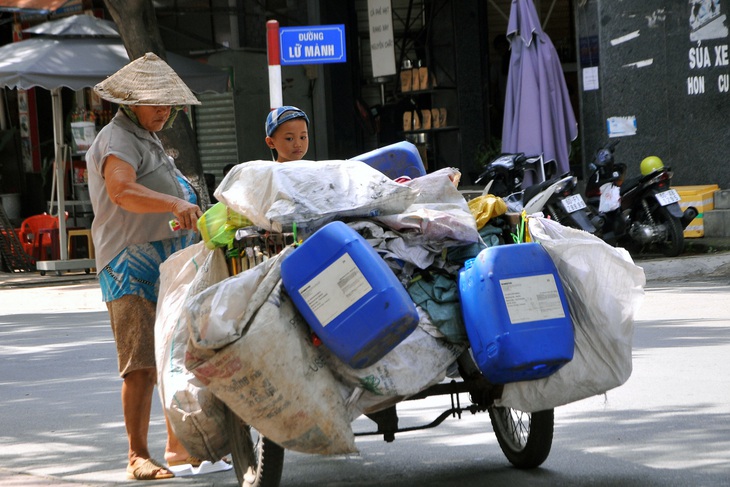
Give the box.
[102,0,211,209]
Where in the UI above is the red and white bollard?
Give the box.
[266,19,283,111]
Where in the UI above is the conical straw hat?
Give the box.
[94,52,201,105]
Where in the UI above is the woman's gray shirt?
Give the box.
[87,110,195,274]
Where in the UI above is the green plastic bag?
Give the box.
[197,202,253,250]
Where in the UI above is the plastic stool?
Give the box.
[36,228,60,260]
[67,229,95,259]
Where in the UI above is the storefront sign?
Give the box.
[367,0,396,78]
[686,1,729,95]
[279,24,346,65]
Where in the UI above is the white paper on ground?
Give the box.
[168,460,233,477]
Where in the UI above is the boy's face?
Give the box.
[266,118,309,162]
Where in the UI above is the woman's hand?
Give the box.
[170,199,203,231]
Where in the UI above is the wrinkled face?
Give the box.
[130,105,172,132]
[266,118,309,162]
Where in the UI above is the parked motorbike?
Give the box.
[474,153,555,195]
[475,153,597,234]
[584,140,697,257]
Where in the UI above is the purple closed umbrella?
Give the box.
[501,0,578,187]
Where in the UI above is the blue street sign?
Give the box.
[279,24,346,65]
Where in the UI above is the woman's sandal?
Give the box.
[126,458,175,480]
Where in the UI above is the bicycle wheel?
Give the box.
[226,406,285,487]
[488,406,554,469]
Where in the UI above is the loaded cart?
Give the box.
[157,147,644,487]
[222,227,562,486]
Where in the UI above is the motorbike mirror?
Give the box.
[492,154,518,168]
[473,170,489,185]
[595,148,613,167]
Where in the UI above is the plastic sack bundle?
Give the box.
[347,219,440,271]
[408,272,469,344]
[496,217,645,412]
[180,247,286,350]
[183,248,357,455]
[323,307,466,416]
[155,241,231,461]
[214,159,418,236]
[598,183,622,213]
[373,168,480,248]
[468,193,508,230]
[197,201,253,250]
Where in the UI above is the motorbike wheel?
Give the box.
[489,406,554,469]
[226,406,285,487]
[655,205,685,257]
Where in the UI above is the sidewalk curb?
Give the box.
[3,247,730,289]
[0,272,97,289]
[636,251,730,282]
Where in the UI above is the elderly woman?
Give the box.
[87,53,203,480]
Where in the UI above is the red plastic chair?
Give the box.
[18,213,62,262]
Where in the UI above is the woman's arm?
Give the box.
[103,154,202,231]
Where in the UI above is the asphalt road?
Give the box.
[1,252,729,486]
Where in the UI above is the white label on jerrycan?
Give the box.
[499,274,566,324]
[298,253,372,327]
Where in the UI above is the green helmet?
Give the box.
[640,156,664,176]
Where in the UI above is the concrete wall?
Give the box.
[575,0,730,187]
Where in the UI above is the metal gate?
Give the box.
[194,92,238,183]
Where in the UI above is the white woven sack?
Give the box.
[215,159,418,236]
[496,217,645,412]
[181,248,284,350]
[155,242,230,460]
[184,249,357,455]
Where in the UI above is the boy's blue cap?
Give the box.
[265,106,309,137]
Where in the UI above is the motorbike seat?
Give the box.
[474,153,525,185]
[522,173,568,204]
[619,175,642,196]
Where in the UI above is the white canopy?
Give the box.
[0,15,229,272]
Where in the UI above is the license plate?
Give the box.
[561,194,587,213]
[655,189,680,206]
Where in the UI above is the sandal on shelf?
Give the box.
[126,458,175,480]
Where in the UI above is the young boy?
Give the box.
[265,106,310,162]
